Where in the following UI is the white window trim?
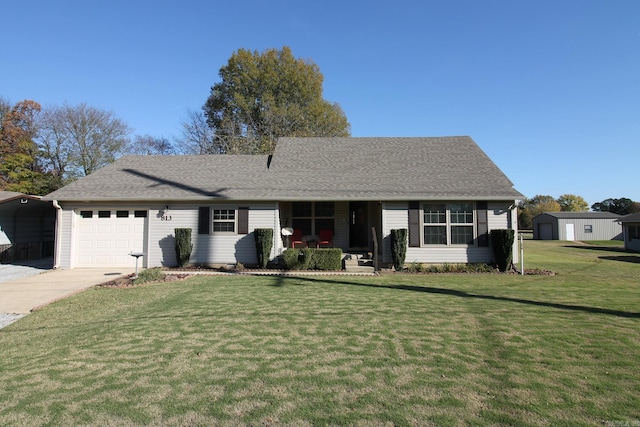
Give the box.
[422,202,477,247]
[211,207,238,234]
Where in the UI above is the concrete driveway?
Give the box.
[0,266,133,314]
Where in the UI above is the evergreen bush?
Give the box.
[490,229,515,272]
[174,228,193,268]
[390,229,408,271]
[282,248,309,270]
[281,248,342,270]
[253,228,273,268]
[313,248,343,270]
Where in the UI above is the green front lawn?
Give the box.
[0,241,638,426]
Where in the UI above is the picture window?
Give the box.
[291,202,335,236]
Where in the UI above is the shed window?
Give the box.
[584,224,593,233]
[630,225,640,240]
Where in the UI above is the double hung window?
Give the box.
[212,209,236,232]
[423,203,475,245]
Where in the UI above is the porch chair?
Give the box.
[316,229,333,248]
[291,229,305,248]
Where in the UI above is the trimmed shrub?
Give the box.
[490,229,515,272]
[390,229,408,271]
[281,248,342,270]
[281,248,312,270]
[313,248,343,270]
[174,228,193,268]
[253,228,273,268]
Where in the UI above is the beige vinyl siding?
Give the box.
[381,202,408,264]
[488,202,518,263]
[150,202,278,267]
[382,201,517,265]
[57,208,74,268]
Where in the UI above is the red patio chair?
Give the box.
[291,229,305,248]
[316,229,333,248]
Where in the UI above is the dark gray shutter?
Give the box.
[198,207,210,234]
[238,207,249,234]
[477,201,489,247]
[408,201,420,247]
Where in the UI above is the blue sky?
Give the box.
[3,0,639,206]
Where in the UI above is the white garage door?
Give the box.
[76,209,147,267]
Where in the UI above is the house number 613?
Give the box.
[161,215,172,221]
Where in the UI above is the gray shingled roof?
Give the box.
[539,212,622,220]
[267,136,522,201]
[43,155,271,202]
[0,191,42,203]
[619,212,640,223]
[43,136,523,202]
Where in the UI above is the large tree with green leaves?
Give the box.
[591,198,640,215]
[557,194,589,212]
[203,46,350,154]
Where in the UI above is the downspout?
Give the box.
[52,200,62,269]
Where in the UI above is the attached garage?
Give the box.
[75,209,147,267]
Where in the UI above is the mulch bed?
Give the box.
[95,265,554,289]
[95,273,191,288]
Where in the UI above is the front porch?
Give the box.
[278,201,382,254]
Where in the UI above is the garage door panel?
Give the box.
[95,255,112,265]
[78,255,92,264]
[114,239,131,249]
[75,210,146,267]
[96,240,112,249]
[78,240,94,249]
[79,225,95,233]
[97,225,112,233]
[116,224,131,233]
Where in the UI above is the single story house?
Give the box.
[532,212,622,241]
[0,191,56,263]
[619,212,640,252]
[42,136,524,269]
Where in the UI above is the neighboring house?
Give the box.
[42,136,524,269]
[0,191,56,263]
[619,213,640,252]
[532,212,622,241]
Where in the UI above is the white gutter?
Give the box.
[52,200,62,269]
